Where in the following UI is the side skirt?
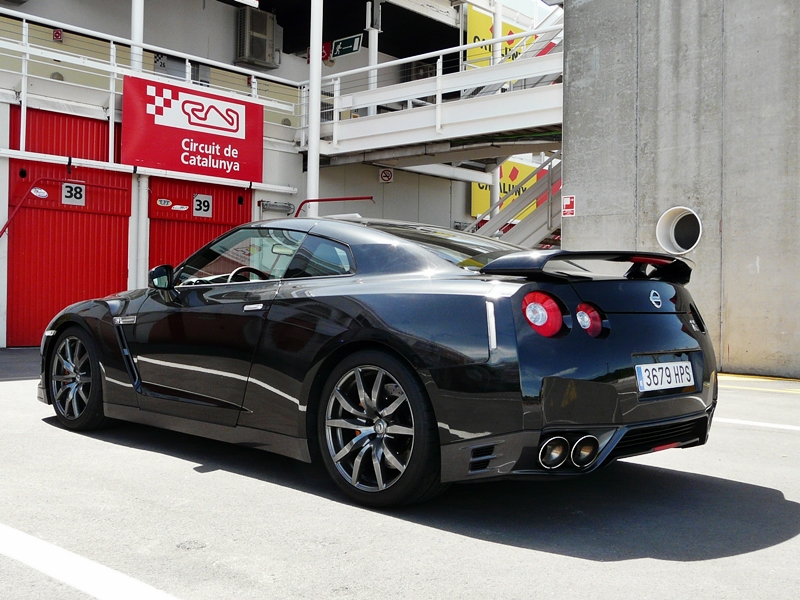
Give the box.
[104,403,312,463]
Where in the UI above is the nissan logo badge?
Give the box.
[650,290,662,309]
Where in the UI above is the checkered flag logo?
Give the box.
[146,85,174,117]
[140,82,246,139]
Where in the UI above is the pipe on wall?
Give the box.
[305,0,324,216]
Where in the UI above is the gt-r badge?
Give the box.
[650,290,662,308]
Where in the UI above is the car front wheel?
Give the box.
[48,327,109,431]
[318,350,444,507]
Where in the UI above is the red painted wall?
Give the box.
[6,160,131,346]
[148,177,252,268]
[9,105,122,162]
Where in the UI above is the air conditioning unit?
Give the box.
[236,7,281,70]
[402,60,436,83]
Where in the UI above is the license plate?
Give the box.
[635,361,695,392]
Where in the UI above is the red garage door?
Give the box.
[6,161,131,346]
[148,178,253,268]
[10,105,121,161]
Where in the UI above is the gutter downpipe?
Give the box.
[136,174,149,288]
[305,0,324,217]
[131,0,144,287]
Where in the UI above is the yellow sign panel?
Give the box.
[471,160,540,220]
[466,5,531,68]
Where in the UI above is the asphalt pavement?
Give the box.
[1,349,798,599]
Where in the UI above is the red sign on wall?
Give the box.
[121,76,264,182]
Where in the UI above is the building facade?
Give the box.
[0,0,564,346]
[562,0,800,377]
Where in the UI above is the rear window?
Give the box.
[285,235,355,278]
[367,223,523,269]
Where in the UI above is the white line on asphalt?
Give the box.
[719,384,800,395]
[0,523,180,600]
[716,418,800,432]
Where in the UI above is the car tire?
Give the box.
[48,327,110,431]
[318,350,445,507]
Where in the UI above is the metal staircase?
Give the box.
[462,11,564,100]
[466,151,562,248]
[309,24,564,157]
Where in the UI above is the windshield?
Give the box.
[367,222,524,269]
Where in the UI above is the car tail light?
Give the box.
[522,291,563,337]
[576,303,603,337]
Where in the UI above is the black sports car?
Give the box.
[38,217,717,507]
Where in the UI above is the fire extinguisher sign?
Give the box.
[562,195,576,217]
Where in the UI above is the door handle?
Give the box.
[243,304,264,312]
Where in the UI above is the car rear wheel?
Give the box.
[318,350,445,507]
[48,327,110,431]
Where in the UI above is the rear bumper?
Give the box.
[440,404,715,483]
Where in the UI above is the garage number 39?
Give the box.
[193,194,213,218]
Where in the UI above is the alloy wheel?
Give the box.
[324,365,415,492]
[51,336,93,420]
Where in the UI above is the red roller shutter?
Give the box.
[6,160,131,346]
[148,178,252,268]
[9,105,122,162]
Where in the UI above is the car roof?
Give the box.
[245,216,468,277]
[248,215,525,253]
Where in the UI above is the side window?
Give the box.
[284,236,355,279]
[177,228,305,285]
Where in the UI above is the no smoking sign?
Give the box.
[379,168,394,184]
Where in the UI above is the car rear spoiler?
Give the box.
[480,250,694,284]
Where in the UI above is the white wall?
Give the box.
[256,145,304,220]
[2,0,405,85]
[2,0,238,63]
[562,0,800,378]
[314,163,469,227]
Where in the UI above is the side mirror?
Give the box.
[148,264,175,290]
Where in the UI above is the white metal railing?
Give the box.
[296,24,564,148]
[0,8,302,193]
[0,6,562,167]
[0,7,301,141]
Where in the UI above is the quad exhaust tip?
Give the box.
[570,435,600,468]
[538,434,600,470]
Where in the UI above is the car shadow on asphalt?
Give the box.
[43,416,800,563]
